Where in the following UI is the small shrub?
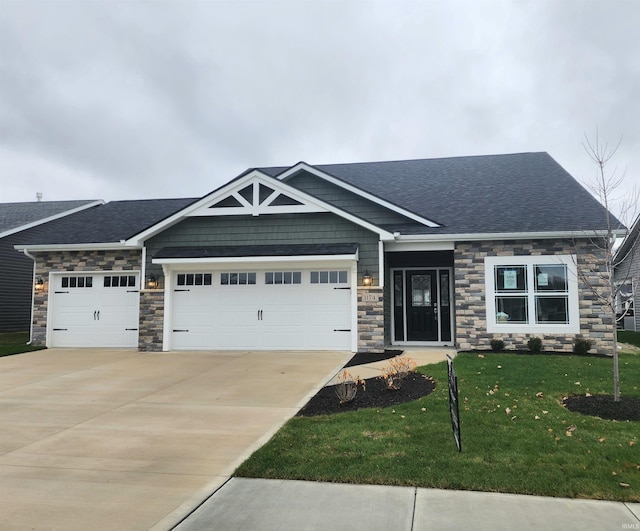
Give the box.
[527,337,543,354]
[335,370,365,404]
[490,339,505,352]
[380,356,417,390]
[573,336,593,356]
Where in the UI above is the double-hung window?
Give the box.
[485,255,579,333]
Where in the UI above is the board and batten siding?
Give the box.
[286,172,419,227]
[145,212,381,284]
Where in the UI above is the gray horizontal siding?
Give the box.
[615,242,640,331]
[0,237,33,332]
[146,212,380,283]
[286,172,416,226]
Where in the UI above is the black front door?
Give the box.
[406,271,438,341]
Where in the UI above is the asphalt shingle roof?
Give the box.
[14,198,197,245]
[13,152,620,246]
[0,200,99,235]
[263,152,618,234]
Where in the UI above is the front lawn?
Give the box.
[235,353,640,501]
[0,331,45,357]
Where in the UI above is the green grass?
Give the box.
[0,331,45,357]
[618,329,640,348]
[235,353,640,501]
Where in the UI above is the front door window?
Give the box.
[411,275,431,306]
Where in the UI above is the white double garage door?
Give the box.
[167,265,354,351]
[49,266,354,351]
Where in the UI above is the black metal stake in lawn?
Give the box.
[447,355,462,452]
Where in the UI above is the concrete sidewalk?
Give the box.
[326,346,457,385]
[174,477,640,531]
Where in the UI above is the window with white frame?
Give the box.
[485,255,579,333]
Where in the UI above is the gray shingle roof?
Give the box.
[13,152,620,247]
[263,152,619,234]
[0,200,99,236]
[14,198,197,245]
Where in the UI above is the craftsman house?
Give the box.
[14,153,620,354]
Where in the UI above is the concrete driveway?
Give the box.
[0,348,350,531]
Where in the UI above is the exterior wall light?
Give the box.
[35,276,45,291]
[146,274,158,289]
[362,272,372,286]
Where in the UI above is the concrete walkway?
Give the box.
[0,348,351,531]
[174,477,640,531]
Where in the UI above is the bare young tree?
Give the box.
[576,130,639,401]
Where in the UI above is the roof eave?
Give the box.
[14,242,142,252]
[394,229,625,242]
[153,253,358,266]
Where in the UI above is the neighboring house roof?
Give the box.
[13,198,197,247]
[0,200,103,238]
[614,213,640,266]
[263,152,620,235]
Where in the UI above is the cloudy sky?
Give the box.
[1,0,638,221]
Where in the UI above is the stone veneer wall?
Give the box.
[454,239,613,355]
[31,249,142,346]
[357,287,384,353]
[139,290,164,351]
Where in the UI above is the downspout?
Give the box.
[378,239,385,288]
[22,249,37,345]
[141,246,147,288]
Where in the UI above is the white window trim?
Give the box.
[485,255,580,334]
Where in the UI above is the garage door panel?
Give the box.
[217,307,257,325]
[262,308,305,327]
[262,330,307,349]
[215,331,260,349]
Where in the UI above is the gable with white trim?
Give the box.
[187,172,328,217]
[126,171,397,245]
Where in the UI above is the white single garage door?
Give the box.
[49,272,140,348]
[170,268,352,350]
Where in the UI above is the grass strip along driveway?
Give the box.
[235,352,640,502]
[0,332,45,357]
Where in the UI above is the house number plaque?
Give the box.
[363,293,379,302]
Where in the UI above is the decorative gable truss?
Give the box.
[187,171,327,217]
[125,170,397,246]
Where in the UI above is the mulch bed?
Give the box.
[296,372,436,417]
[563,394,640,421]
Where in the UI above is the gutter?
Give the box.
[393,229,627,242]
[22,249,37,345]
[14,242,143,252]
